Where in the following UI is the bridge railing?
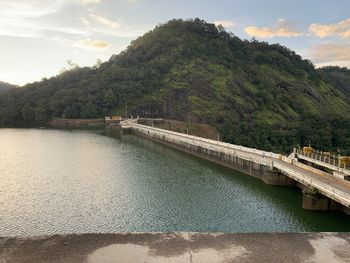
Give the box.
[129,122,280,161]
[274,162,350,207]
[296,149,350,171]
[128,122,278,167]
[126,120,350,172]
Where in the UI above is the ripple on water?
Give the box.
[0,128,350,236]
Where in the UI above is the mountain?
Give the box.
[0,82,15,93]
[1,18,349,153]
[318,66,350,102]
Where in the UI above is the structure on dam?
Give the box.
[120,118,350,215]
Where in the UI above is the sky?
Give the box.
[1,0,350,86]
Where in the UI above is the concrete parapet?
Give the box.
[1,233,350,263]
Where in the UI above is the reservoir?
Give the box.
[0,128,349,236]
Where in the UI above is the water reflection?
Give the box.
[0,128,349,236]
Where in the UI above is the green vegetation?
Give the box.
[318,66,350,102]
[1,18,350,154]
[0,82,15,93]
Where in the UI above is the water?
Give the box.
[0,128,349,236]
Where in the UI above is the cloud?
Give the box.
[309,43,350,65]
[76,38,110,50]
[213,20,234,28]
[89,13,121,28]
[80,12,148,38]
[315,60,350,68]
[0,0,147,40]
[0,0,68,18]
[309,18,350,38]
[81,0,101,4]
[244,18,302,38]
[0,0,83,38]
[0,13,88,38]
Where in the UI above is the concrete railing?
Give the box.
[274,162,350,207]
[296,149,350,176]
[127,122,280,159]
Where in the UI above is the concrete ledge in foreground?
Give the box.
[1,232,350,263]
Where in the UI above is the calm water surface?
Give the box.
[0,128,349,236]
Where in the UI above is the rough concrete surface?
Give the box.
[0,232,350,263]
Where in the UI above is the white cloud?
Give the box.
[75,38,110,50]
[0,0,83,38]
[309,18,350,38]
[213,20,234,28]
[315,60,350,68]
[0,0,147,40]
[80,16,91,27]
[244,18,303,38]
[81,0,102,4]
[0,0,69,18]
[309,43,350,65]
[80,12,148,38]
[0,15,88,38]
[90,13,121,28]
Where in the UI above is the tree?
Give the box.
[21,105,35,123]
[35,107,48,123]
[93,58,103,70]
[1,104,19,125]
[63,104,80,118]
[81,102,98,118]
[102,89,117,114]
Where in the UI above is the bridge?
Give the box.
[293,148,350,177]
[121,118,350,214]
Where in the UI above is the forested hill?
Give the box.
[318,66,350,102]
[0,82,15,93]
[1,18,350,154]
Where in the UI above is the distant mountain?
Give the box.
[1,18,349,153]
[0,81,15,92]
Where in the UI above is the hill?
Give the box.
[0,82,15,93]
[318,66,350,102]
[1,18,350,153]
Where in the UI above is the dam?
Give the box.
[121,118,350,215]
[1,127,350,262]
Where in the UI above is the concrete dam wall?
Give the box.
[121,120,350,214]
[130,125,294,187]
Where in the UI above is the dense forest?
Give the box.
[1,18,350,154]
[0,82,15,93]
